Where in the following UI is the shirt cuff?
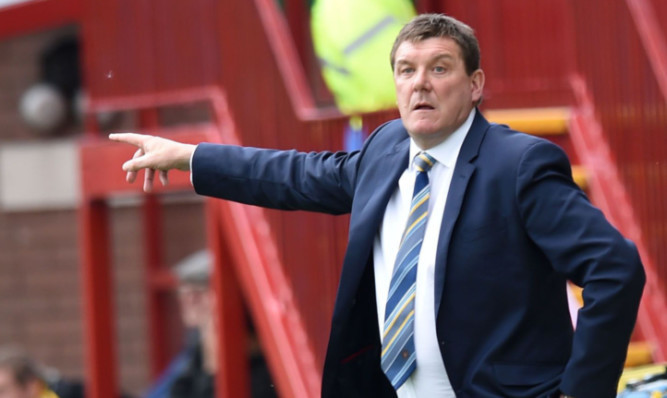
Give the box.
[189,145,196,185]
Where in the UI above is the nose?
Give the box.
[413,68,431,91]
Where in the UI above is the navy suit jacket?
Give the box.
[192,111,645,398]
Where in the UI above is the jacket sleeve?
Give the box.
[191,144,359,215]
[515,140,645,398]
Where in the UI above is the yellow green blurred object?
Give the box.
[344,116,367,151]
[349,115,363,131]
[40,386,60,398]
[618,363,667,393]
[311,0,415,114]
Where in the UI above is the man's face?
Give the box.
[0,369,37,398]
[177,284,213,329]
[393,37,484,149]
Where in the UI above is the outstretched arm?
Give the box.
[109,133,360,214]
[108,133,196,192]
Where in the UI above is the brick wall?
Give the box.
[0,25,209,396]
[0,26,86,380]
[0,200,207,395]
[0,209,83,376]
[0,25,80,141]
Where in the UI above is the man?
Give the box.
[0,347,60,398]
[110,14,645,398]
[0,347,128,398]
[145,251,216,398]
[170,250,217,398]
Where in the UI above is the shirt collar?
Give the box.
[409,108,475,170]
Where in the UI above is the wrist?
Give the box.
[177,143,196,171]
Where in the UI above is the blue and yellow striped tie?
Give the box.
[381,152,436,390]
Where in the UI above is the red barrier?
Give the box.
[569,0,667,310]
[439,0,576,108]
[79,199,119,398]
[569,76,667,360]
[0,0,81,39]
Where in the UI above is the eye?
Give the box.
[433,65,447,73]
[399,67,414,75]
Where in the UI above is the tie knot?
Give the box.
[413,152,436,173]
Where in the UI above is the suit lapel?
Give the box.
[434,111,490,317]
[336,137,409,318]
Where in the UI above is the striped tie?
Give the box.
[381,152,436,390]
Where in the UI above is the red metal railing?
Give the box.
[81,0,221,101]
[72,0,666,395]
[437,0,577,108]
[651,0,667,40]
[79,85,395,398]
[569,0,667,320]
[82,0,397,373]
[627,0,667,101]
[0,0,81,39]
[569,76,667,361]
[566,0,667,359]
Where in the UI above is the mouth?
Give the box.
[412,102,435,111]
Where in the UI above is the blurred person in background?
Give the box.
[168,250,217,398]
[145,250,276,398]
[0,346,82,398]
[144,250,216,398]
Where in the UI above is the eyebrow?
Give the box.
[395,53,456,66]
[432,54,456,63]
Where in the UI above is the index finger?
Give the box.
[108,133,150,147]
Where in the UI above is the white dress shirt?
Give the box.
[373,109,475,397]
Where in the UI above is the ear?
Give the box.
[470,69,485,103]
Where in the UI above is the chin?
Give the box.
[406,115,439,131]
[407,123,440,136]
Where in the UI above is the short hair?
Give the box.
[0,347,45,387]
[173,250,212,286]
[390,13,481,75]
